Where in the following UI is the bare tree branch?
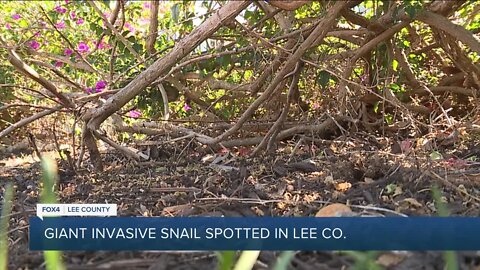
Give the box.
[0,107,61,139]
[146,0,159,55]
[416,10,480,54]
[85,1,251,131]
[88,0,143,62]
[3,45,75,109]
[205,1,350,146]
[337,21,410,110]
[268,1,309,11]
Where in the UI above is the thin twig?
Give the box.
[87,1,143,62]
[39,6,101,76]
[0,107,61,139]
[429,170,480,202]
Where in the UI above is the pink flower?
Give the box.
[54,61,64,68]
[183,103,191,112]
[34,31,41,37]
[94,39,110,50]
[29,40,40,50]
[445,158,468,169]
[70,11,76,19]
[95,80,107,91]
[124,23,135,33]
[98,41,106,49]
[76,18,84,25]
[85,87,93,94]
[5,23,11,30]
[55,21,66,29]
[143,2,151,9]
[54,6,67,14]
[78,42,89,53]
[139,18,150,25]
[64,48,73,56]
[12,14,21,20]
[128,110,142,118]
[360,75,367,83]
[65,0,70,4]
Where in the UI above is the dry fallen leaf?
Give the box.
[315,203,354,217]
[376,253,406,267]
[400,198,423,208]
[335,182,352,192]
[277,202,287,210]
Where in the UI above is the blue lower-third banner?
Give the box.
[29,217,480,250]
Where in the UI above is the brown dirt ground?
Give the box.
[1,134,480,269]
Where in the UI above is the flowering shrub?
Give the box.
[54,5,67,14]
[55,21,66,29]
[78,42,89,53]
[0,1,222,120]
[128,110,142,118]
[95,80,107,92]
[29,40,40,50]
[64,48,73,56]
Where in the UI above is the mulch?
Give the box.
[1,135,480,269]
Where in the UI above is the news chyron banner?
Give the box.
[31,204,480,250]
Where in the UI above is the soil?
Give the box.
[1,134,480,270]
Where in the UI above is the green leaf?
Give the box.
[0,184,14,270]
[273,251,295,270]
[91,22,105,36]
[100,1,110,8]
[430,151,443,161]
[466,155,477,161]
[244,10,253,20]
[171,4,180,23]
[433,187,460,270]
[388,83,400,92]
[215,55,232,66]
[133,43,142,53]
[405,5,417,19]
[385,113,393,124]
[432,186,448,216]
[373,102,380,113]
[217,251,236,270]
[316,70,331,89]
[404,1,423,19]
[41,157,59,204]
[40,157,66,270]
[385,184,397,194]
[233,251,260,270]
[18,20,28,28]
[392,59,399,71]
